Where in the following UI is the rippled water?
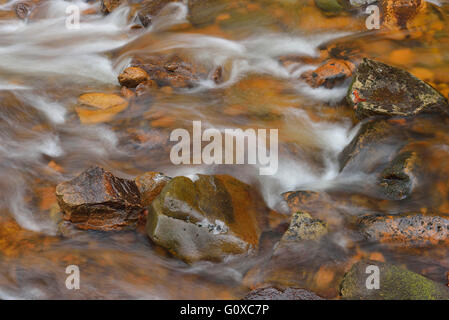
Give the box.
[1,0,449,299]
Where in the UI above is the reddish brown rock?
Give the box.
[244,287,324,300]
[132,55,200,89]
[118,67,150,88]
[135,172,171,206]
[56,166,142,231]
[359,213,449,246]
[300,59,355,89]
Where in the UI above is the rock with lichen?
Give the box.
[348,59,449,120]
[358,213,449,246]
[280,211,328,243]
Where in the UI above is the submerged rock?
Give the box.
[358,213,449,246]
[188,0,226,26]
[75,92,128,124]
[338,119,410,172]
[244,287,324,300]
[146,175,267,263]
[138,0,180,27]
[56,167,142,231]
[101,0,125,14]
[378,151,418,200]
[314,0,344,13]
[280,212,328,243]
[348,59,449,120]
[135,172,171,207]
[118,67,149,88]
[340,260,449,300]
[301,59,355,89]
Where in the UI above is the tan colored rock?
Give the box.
[118,67,150,88]
[76,92,128,124]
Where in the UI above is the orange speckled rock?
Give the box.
[359,213,449,246]
[301,59,355,89]
[56,166,143,231]
[381,0,426,31]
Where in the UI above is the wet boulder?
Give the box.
[135,171,171,206]
[378,151,419,200]
[146,175,267,263]
[244,287,324,300]
[348,59,449,120]
[358,213,449,246]
[56,166,142,231]
[340,260,449,300]
[138,0,180,27]
[118,67,149,88]
[301,59,355,89]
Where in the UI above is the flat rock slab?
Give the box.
[56,166,142,231]
[348,59,449,119]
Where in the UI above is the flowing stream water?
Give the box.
[0,0,449,299]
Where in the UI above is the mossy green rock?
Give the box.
[348,59,449,120]
[315,0,344,13]
[146,175,267,263]
[340,260,449,300]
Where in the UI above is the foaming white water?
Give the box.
[122,31,351,89]
[0,1,135,84]
[256,108,357,209]
[297,81,352,105]
[16,93,67,124]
